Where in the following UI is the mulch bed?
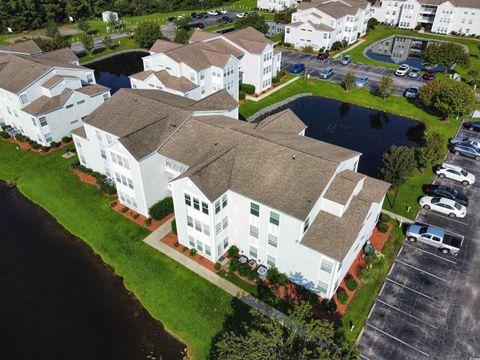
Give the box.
[2,137,72,154]
[73,168,98,187]
[110,200,172,232]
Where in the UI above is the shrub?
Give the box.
[272,75,280,84]
[148,196,174,220]
[110,201,117,207]
[278,69,286,78]
[322,299,337,313]
[15,134,27,142]
[337,288,349,304]
[189,248,197,257]
[174,241,180,248]
[266,266,280,283]
[303,45,314,54]
[62,136,72,143]
[214,263,221,271]
[240,83,255,94]
[229,258,241,272]
[377,222,389,233]
[182,246,188,253]
[227,245,240,259]
[246,268,259,281]
[41,146,51,152]
[379,213,391,222]
[331,41,343,51]
[50,141,61,148]
[0,132,11,139]
[31,142,42,149]
[346,277,358,291]
[132,213,139,219]
[277,273,288,286]
[121,207,129,213]
[239,90,246,100]
[100,182,117,195]
[144,218,152,226]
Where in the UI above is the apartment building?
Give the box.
[372,0,480,35]
[0,41,110,145]
[257,0,300,12]
[71,88,238,217]
[130,27,281,98]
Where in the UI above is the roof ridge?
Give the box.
[183,145,237,179]
[121,114,170,139]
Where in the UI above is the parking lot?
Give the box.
[281,50,429,96]
[359,122,480,359]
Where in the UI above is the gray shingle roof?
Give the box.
[22,89,73,116]
[254,108,307,134]
[0,40,42,55]
[298,0,369,18]
[130,70,197,92]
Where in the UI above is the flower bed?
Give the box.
[110,200,172,232]
[0,133,73,154]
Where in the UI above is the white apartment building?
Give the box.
[130,27,281,98]
[0,41,110,145]
[372,0,480,35]
[71,88,239,217]
[285,0,372,50]
[257,0,300,12]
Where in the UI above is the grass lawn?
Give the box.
[348,25,480,78]
[240,78,459,219]
[0,141,237,360]
[78,37,141,64]
[341,222,405,340]
[269,32,284,43]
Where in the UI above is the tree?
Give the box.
[45,20,59,37]
[422,42,470,71]
[134,21,163,48]
[103,35,114,50]
[211,302,358,360]
[331,41,343,51]
[375,75,395,99]
[367,17,379,31]
[80,33,94,54]
[174,28,192,44]
[235,13,269,34]
[417,132,445,171]
[380,145,416,207]
[107,14,120,30]
[175,15,192,28]
[274,6,295,24]
[78,18,90,33]
[343,71,356,92]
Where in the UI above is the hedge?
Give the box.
[240,83,255,95]
[239,90,246,100]
[346,277,358,291]
[171,219,177,234]
[148,196,174,220]
[337,288,349,304]
[377,222,389,233]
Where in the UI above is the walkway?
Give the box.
[332,38,365,59]
[246,76,300,102]
[381,210,414,225]
[143,221,288,324]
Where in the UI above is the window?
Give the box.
[202,202,209,215]
[317,280,328,296]
[189,236,195,247]
[195,219,202,232]
[203,224,210,236]
[77,100,85,105]
[31,118,37,126]
[267,255,276,267]
[187,215,193,227]
[117,155,124,167]
[193,198,200,210]
[87,74,93,82]
[20,93,29,104]
[196,240,203,252]
[215,200,221,214]
[121,175,128,186]
[100,149,107,159]
[70,119,79,125]
[127,178,134,189]
[103,94,109,101]
[123,157,129,169]
[270,211,280,226]
[80,155,86,164]
[250,202,259,217]
[66,104,73,109]
[115,172,121,183]
[222,217,228,229]
[45,133,53,143]
[249,246,257,258]
[303,217,310,233]
[185,194,191,206]
[223,236,229,248]
[205,245,211,256]
[39,116,47,126]
[222,194,227,208]
[268,234,278,247]
[96,129,102,141]
[250,225,259,239]
[111,152,117,164]
[321,258,333,273]
[216,222,221,235]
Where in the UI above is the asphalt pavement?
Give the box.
[359,122,480,360]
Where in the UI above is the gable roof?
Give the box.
[149,39,184,54]
[222,27,273,54]
[0,40,42,55]
[254,108,307,134]
[22,89,73,116]
[130,70,198,92]
[36,48,78,64]
[298,0,370,18]
[189,31,218,43]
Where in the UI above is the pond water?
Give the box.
[0,182,185,360]
[88,52,148,94]
[286,96,424,178]
[365,35,444,69]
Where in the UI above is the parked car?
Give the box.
[167,16,176,22]
[422,70,435,80]
[236,12,246,18]
[436,163,475,185]
[219,15,233,23]
[419,196,466,218]
[340,55,352,65]
[449,136,480,149]
[463,120,480,132]
[423,185,469,206]
[450,142,480,160]
[208,10,219,16]
[408,67,421,78]
[317,52,329,60]
[319,67,334,79]
[395,64,410,76]
[404,85,420,98]
[354,76,369,87]
[191,12,199,18]
[219,9,227,14]
[290,63,305,74]
[406,223,463,255]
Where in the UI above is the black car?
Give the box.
[218,15,233,23]
[317,52,329,60]
[463,120,480,132]
[423,184,469,206]
[167,16,176,22]
[422,70,435,80]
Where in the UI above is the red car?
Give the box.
[422,70,435,80]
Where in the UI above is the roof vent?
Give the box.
[214,142,218,146]
[171,124,176,128]
[134,97,138,101]
[292,154,296,160]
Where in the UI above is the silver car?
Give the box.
[340,55,352,65]
[449,136,480,149]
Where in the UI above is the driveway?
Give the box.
[359,122,480,359]
[281,50,429,97]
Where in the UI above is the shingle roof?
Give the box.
[22,89,73,116]
[298,0,369,18]
[149,39,184,54]
[223,27,273,54]
[41,75,68,89]
[0,40,42,55]
[130,69,197,92]
[189,31,218,43]
[254,108,307,134]
[75,84,110,96]
[71,126,87,139]
[36,48,78,63]
[324,170,365,205]
[288,21,335,31]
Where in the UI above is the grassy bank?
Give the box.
[240,78,458,219]
[0,141,237,360]
[78,38,141,64]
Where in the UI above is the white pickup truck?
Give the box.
[406,223,463,255]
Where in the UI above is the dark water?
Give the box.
[0,182,185,360]
[288,96,424,178]
[88,52,148,94]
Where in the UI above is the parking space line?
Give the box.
[419,210,469,226]
[366,324,430,358]
[386,278,438,301]
[403,242,457,265]
[360,355,372,360]
[376,299,438,329]
[395,259,451,283]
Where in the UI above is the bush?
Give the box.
[278,69,286,78]
[110,201,117,207]
[189,248,197,257]
[41,146,51,152]
[322,299,337,313]
[377,222,389,233]
[31,142,42,149]
[62,136,72,143]
[277,273,288,286]
[148,196,174,220]
[229,257,241,272]
[337,289,349,304]
[15,134,27,142]
[303,45,314,54]
[246,268,259,281]
[331,41,343,51]
[100,182,117,195]
[50,141,61,148]
[239,90,246,100]
[266,266,279,282]
[379,213,391,222]
[238,263,250,277]
[144,218,152,226]
[182,246,188,253]
[121,207,129,213]
[214,263,221,271]
[272,75,280,84]
[240,83,256,95]
[132,213,139,219]
[0,132,11,139]
[171,219,177,234]
[346,277,358,291]
[174,241,180,248]
[227,245,239,259]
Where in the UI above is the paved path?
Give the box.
[332,38,365,59]
[246,76,300,102]
[382,210,414,225]
[143,221,288,323]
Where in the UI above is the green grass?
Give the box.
[341,222,405,340]
[218,270,258,295]
[240,78,459,219]
[269,32,284,43]
[348,25,480,78]
[0,141,237,360]
[78,37,140,64]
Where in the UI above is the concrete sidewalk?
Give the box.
[143,222,288,323]
[246,76,300,102]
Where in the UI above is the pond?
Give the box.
[286,96,424,178]
[365,35,445,69]
[87,51,148,94]
[0,182,185,360]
